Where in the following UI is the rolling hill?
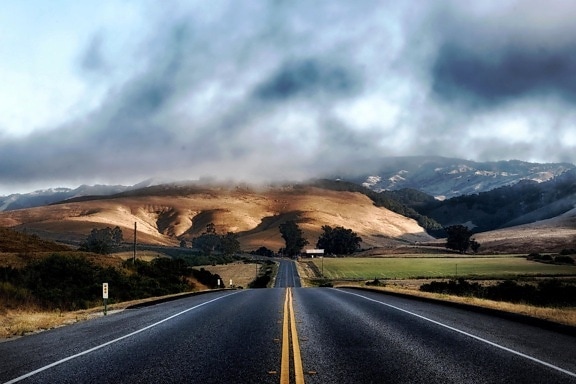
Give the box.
[474,207,576,254]
[0,184,433,252]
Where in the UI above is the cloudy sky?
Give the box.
[2,0,576,194]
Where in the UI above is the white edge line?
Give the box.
[336,288,576,378]
[4,291,241,384]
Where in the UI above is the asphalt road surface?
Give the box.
[274,259,302,288]
[1,261,576,383]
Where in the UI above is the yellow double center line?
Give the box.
[281,288,305,384]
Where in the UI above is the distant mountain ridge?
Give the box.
[1,164,575,253]
[412,168,576,233]
[0,185,131,212]
[1,156,574,212]
[348,156,574,199]
[0,179,171,212]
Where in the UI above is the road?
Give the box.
[274,259,302,288]
[1,261,576,383]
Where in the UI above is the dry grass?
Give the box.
[201,262,261,288]
[475,209,576,253]
[336,282,576,328]
[0,186,434,252]
[0,290,213,340]
[0,308,96,339]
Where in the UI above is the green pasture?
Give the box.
[311,256,576,280]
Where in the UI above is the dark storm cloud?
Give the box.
[2,1,576,195]
[432,42,576,107]
[0,2,373,191]
[84,22,196,150]
[428,1,576,108]
[254,59,361,101]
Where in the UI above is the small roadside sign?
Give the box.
[102,283,109,316]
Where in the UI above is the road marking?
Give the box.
[289,288,305,384]
[4,291,242,384]
[337,289,576,379]
[280,288,305,384]
[281,289,290,384]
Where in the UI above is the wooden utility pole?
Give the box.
[133,222,137,264]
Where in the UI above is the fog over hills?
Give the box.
[2,157,573,212]
[1,156,575,253]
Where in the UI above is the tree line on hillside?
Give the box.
[76,220,364,258]
[76,220,476,258]
[277,220,482,256]
[416,169,576,233]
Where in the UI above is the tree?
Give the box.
[193,223,221,255]
[445,225,477,253]
[316,225,362,255]
[220,232,241,255]
[470,238,481,253]
[192,223,240,256]
[252,246,274,257]
[112,226,123,246]
[279,220,309,257]
[80,226,123,254]
[205,222,217,234]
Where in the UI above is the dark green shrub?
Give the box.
[366,278,384,287]
[554,255,575,264]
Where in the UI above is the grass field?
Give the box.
[311,256,576,280]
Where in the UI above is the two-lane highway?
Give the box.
[1,260,576,383]
[274,259,302,288]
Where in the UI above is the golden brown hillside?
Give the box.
[0,185,433,251]
[475,208,576,253]
[0,227,70,253]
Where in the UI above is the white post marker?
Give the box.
[102,283,109,299]
[102,283,109,315]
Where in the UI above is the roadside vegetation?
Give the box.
[0,225,275,338]
[0,254,224,312]
[420,278,576,307]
